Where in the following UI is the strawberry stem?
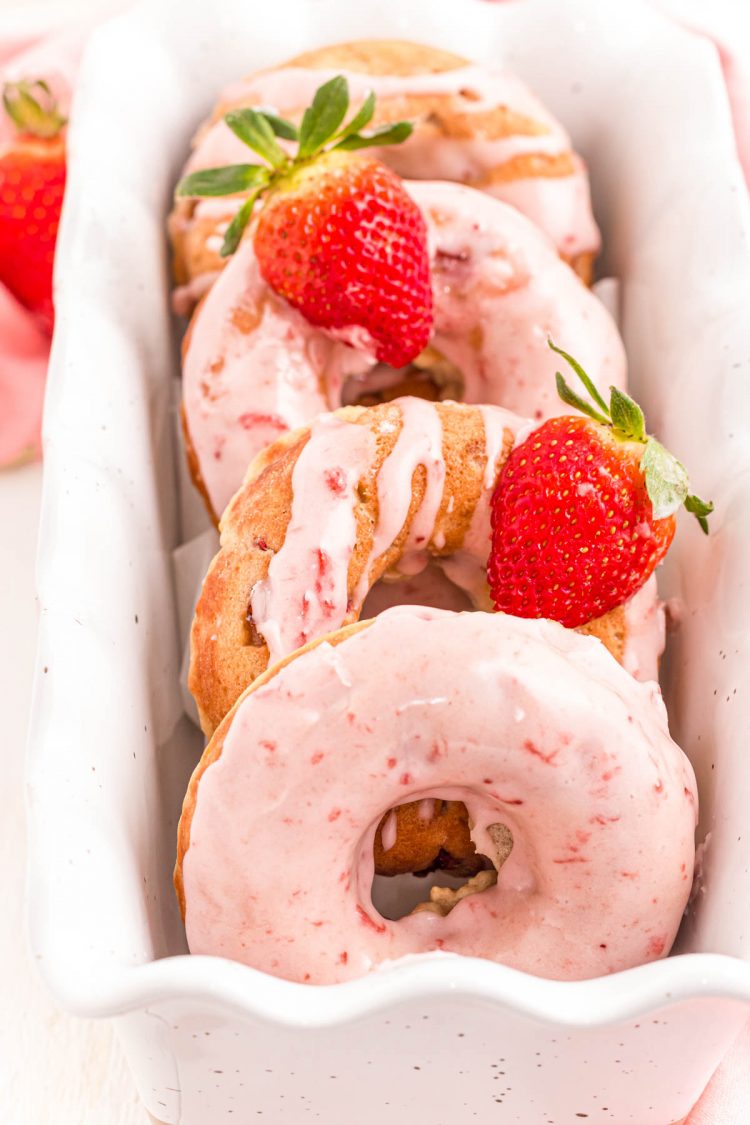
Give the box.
[609,385,646,442]
[179,164,270,197]
[221,190,262,257]
[549,338,714,532]
[257,112,299,141]
[549,339,608,414]
[335,121,413,151]
[174,75,415,256]
[297,75,350,160]
[225,108,288,170]
[554,371,609,425]
[684,494,714,534]
[333,90,375,142]
[2,79,66,138]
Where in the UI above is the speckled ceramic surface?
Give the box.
[26,0,750,1122]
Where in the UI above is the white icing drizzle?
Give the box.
[621,576,666,683]
[380,810,398,853]
[418,798,437,822]
[250,414,376,665]
[354,398,446,606]
[249,401,521,671]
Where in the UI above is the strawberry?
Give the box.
[252,152,431,367]
[0,81,66,335]
[176,76,433,368]
[488,342,713,628]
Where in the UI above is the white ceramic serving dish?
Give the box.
[26,0,750,1121]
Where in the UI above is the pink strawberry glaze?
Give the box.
[183,64,599,265]
[362,567,665,688]
[622,575,666,684]
[245,397,661,679]
[181,605,697,984]
[352,394,445,601]
[250,412,376,661]
[182,244,372,517]
[183,182,625,518]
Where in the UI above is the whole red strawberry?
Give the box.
[177,76,433,368]
[253,152,431,367]
[488,343,713,628]
[0,80,66,335]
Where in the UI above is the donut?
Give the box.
[182,181,625,520]
[175,605,697,985]
[190,397,659,738]
[169,39,600,308]
[369,558,662,880]
[368,567,664,878]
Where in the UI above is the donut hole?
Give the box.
[361,562,473,618]
[341,348,465,409]
[371,867,498,921]
[370,798,513,921]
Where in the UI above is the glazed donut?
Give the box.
[368,571,664,878]
[169,39,600,307]
[175,605,697,985]
[182,181,625,520]
[189,398,664,739]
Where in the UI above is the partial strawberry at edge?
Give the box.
[488,343,713,630]
[0,81,67,336]
[176,75,434,368]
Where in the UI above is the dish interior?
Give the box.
[30,0,750,1007]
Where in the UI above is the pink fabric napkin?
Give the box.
[686,1019,750,1124]
[1,2,749,1119]
[0,284,49,466]
[0,18,82,466]
[654,0,750,190]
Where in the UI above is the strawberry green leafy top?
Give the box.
[3,80,66,138]
[550,340,713,532]
[176,76,414,257]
